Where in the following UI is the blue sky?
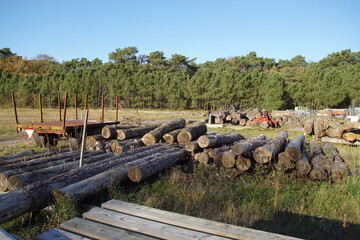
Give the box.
[1,0,359,64]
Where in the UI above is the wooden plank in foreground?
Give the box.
[83,207,228,240]
[35,228,91,240]
[60,217,156,240]
[321,137,360,145]
[102,199,301,240]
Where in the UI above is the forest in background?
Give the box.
[0,47,359,111]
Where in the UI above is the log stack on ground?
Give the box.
[177,121,207,144]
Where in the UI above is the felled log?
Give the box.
[0,174,9,192]
[110,139,144,155]
[0,144,167,223]
[184,141,201,152]
[128,149,189,182]
[163,129,182,144]
[325,122,360,139]
[0,150,57,168]
[314,117,328,138]
[246,108,262,121]
[308,141,324,159]
[177,122,207,144]
[295,152,311,176]
[59,146,183,202]
[274,151,292,172]
[231,138,269,157]
[101,125,137,140]
[5,152,113,190]
[285,135,305,162]
[85,134,105,147]
[221,151,236,168]
[239,118,247,126]
[303,118,314,135]
[309,154,330,180]
[116,124,161,141]
[253,130,288,164]
[342,132,359,142]
[197,132,245,149]
[142,119,186,146]
[235,156,252,171]
[198,150,212,164]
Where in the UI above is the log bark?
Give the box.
[309,154,330,180]
[163,129,182,144]
[177,122,207,144]
[116,124,161,141]
[308,141,324,159]
[197,132,245,149]
[6,152,114,190]
[253,130,288,164]
[303,118,314,135]
[295,152,311,176]
[142,119,186,146]
[0,144,170,223]
[128,149,189,182]
[285,135,305,162]
[59,147,185,202]
[235,156,252,171]
[110,139,144,155]
[0,150,57,168]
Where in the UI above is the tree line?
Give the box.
[0,47,359,111]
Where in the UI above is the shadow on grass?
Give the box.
[251,210,360,240]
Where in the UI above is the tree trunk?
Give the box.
[303,118,314,135]
[295,152,311,176]
[101,125,137,140]
[259,121,269,129]
[163,129,182,144]
[142,119,186,146]
[197,132,245,149]
[231,139,269,157]
[342,132,358,142]
[309,154,330,180]
[246,108,262,121]
[110,139,144,155]
[86,135,105,145]
[239,118,247,126]
[253,130,288,164]
[116,124,161,141]
[308,141,324,159]
[177,122,207,144]
[0,144,170,223]
[198,150,212,164]
[128,149,189,182]
[274,151,292,172]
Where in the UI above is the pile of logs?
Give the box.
[314,117,360,143]
[186,130,350,182]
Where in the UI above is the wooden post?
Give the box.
[115,96,119,122]
[74,94,78,119]
[39,94,43,122]
[62,92,68,132]
[84,93,88,110]
[101,94,105,123]
[58,94,62,121]
[79,109,89,167]
[11,93,19,131]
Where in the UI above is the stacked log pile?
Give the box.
[314,117,360,143]
[186,130,350,182]
[0,144,190,224]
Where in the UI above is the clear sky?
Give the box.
[1,0,359,64]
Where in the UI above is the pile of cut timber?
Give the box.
[314,117,360,144]
[186,130,350,182]
[0,144,189,224]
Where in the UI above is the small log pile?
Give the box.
[314,117,360,143]
[187,130,350,182]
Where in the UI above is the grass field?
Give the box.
[0,108,359,239]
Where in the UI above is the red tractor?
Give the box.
[250,110,278,128]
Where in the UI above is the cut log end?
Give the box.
[295,160,311,176]
[198,151,211,164]
[253,147,272,164]
[7,176,22,191]
[128,167,142,182]
[142,134,157,146]
[221,152,236,168]
[0,173,9,192]
[235,156,251,171]
[177,131,192,144]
